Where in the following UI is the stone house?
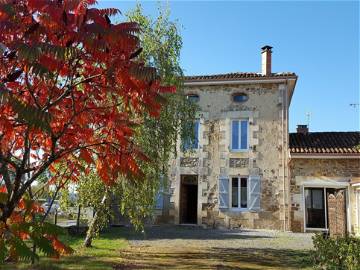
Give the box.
[157,46,297,230]
[155,46,360,234]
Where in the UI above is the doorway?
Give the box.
[180,175,198,224]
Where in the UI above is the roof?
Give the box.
[290,131,360,155]
[184,72,297,83]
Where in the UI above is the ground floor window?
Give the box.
[304,187,347,231]
[305,188,325,228]
[231,177,248,209]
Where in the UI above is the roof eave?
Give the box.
[183,76,298,86]
[290,153,360,159]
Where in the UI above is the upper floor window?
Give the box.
[187,94,200,103]
[231,119,248,151]
[233,93,248,103]
[182,120,200,151]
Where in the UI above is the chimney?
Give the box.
[261,45,273,76]
[297,124,309,135]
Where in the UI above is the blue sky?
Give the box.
[97,1,359,132]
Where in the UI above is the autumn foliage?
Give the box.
[0,0,173,261]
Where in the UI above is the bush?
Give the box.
[312,233,360,270]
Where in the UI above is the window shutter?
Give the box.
[248,175,261,211]
[219,177,229,209]
[155,175,164,209]
[193,120,200,149]
[155,192,163,209]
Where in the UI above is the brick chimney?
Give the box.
[261,45,272,76]
[296,124,309,135]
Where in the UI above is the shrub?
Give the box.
[312,233,360,270]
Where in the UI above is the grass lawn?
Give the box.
[1,228,129,270]
[1,227,313,270]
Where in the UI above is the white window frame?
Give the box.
[230,119,249,152]
[230,176,249,210]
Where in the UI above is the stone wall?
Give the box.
[164,82,290,230]
[289,158,360,233]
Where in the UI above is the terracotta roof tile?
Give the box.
[184,72,297,82]
[290,132,360,154]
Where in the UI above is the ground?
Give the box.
[3,226,314,270]
[119,226,313,270]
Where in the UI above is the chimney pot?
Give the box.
[261,45,273,76]
[297,124,309,135]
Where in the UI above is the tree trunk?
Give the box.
[83,190,108,247]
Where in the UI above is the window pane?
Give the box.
[187,94,199,103]
[240,120,248,149]
[232,121,239,150]
[312,189,324,209]
[233,94,248,103]
[240,178,247,208]
[232,178,239,208]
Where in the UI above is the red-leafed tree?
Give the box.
[0,0,173,261]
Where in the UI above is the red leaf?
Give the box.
[80,149,93,164]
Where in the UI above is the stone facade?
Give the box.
[289,158,360,233]
[163,80,295,230]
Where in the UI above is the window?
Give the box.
[182,120,200,151]
[231,120,248,151]
[187,94,199,103]
[305,188,326,229]
[233,93,248,103]
[231,177,248,209]
[218,175,260,211]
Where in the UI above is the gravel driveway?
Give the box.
[115,226,314,270]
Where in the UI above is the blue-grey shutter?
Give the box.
[248,175,261,211]
[155,175,164,209]
[155,192,163,209]
[219,177,229,209]
[193,120,200,149]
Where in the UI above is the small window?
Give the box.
[187,94,199,103]
[233,93,248,103]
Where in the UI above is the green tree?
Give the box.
[80,3,197,247]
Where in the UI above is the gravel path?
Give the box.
[128,225,314,250]
[116,226,314,269]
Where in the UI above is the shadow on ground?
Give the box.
[114,245,312,270]
[111,225,273,241]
